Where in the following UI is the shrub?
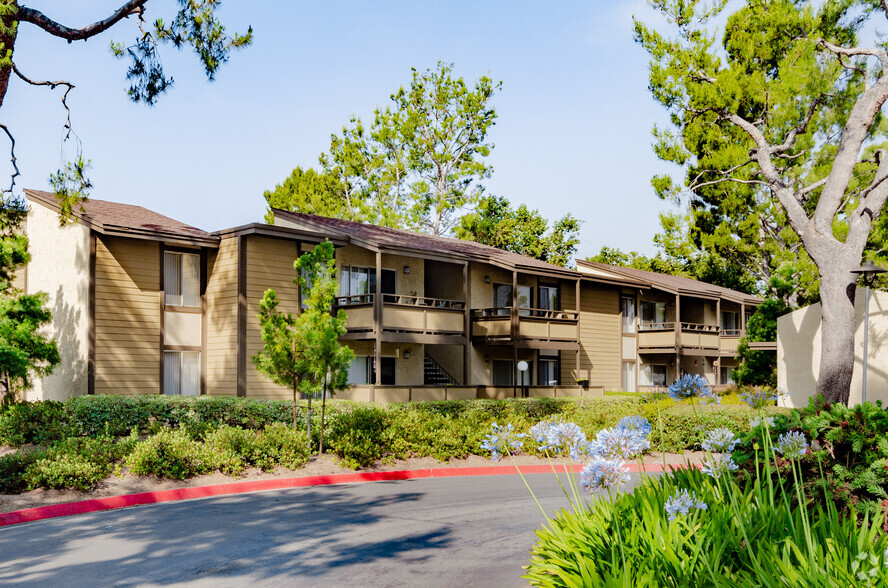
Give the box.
[0,401,71,446]
[21,432,138,492]
[327,404,393,468]
[251,423,310,470]
[525,467,888,586]
[126,429,217,479]
[0,448,45,493]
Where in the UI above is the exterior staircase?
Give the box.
[424,353,459,386]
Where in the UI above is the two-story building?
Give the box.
[22,189,761,402]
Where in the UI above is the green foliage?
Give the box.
[265,62,500,236]
[734,298,790,386]
[0,447,42,494]
[126,428,217,480]
[735,397,888,520]
[263,166,346,224]
[47,156,93,226]
[456,195,581,267]
[0,291,61,397]
[0,400,70,446]
[23,432,138,491]
[249,422,310,471]
[525,467,888,587]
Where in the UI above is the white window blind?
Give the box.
[164,252,200,307]
[622,362,636,392]
[164,351,201,396]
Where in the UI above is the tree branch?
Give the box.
[0,124,19,195]
[773,99,821,153]
[795,177,828,200]
[820,40,888,71]
[12,63,75,139]
[17,1,147,43]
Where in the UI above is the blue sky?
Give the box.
[5,0,676,257]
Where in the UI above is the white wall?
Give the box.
[24,200,90,401]
[778,289,888,407]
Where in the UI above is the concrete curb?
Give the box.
[0,462,689,527]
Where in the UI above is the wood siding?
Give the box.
[94,236,161,394]
[562,283,621,390]
[206,238,238,395]
[244,236,300,399]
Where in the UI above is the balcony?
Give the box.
[637,322,720,352]
[471,307,579,349]
[719,330,742,354]
[334,294,467,343]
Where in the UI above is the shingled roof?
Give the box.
[272,208,585,278]
[577,259,762,305]
[25,189,218,246]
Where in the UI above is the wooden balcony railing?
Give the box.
[471,307,579,344]
[333,294,466,336]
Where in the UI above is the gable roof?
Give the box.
[272,208,593,280]
[25,189,219,247]
[576,259,762,305]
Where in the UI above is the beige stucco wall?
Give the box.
[343,340,424,387]
[24,200,90,401]
[335,246,424,298]
[778,289,888,407]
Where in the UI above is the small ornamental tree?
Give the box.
[252,290,311,431]
[0,199,59,402]
[296,240,353,453]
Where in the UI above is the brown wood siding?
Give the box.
[94,236,161,394]
[562,284,621,390]
[244,236,300,399]
[206,238,239,396]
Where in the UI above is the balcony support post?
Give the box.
[512,270,518,396]
[463,261,470,386]
[674,294,681,379]
[741,302,746,337]
[373,250,382,401]
[295,241,302,315]
[715,298,721,385]
[575,279,581,382]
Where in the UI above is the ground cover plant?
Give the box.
[480,378,888,586]
[0,389,784,493]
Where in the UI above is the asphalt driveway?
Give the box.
[0,472,644,587]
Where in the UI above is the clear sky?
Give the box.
[5,0,676,257]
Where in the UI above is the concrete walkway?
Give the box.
[0,473,646,587]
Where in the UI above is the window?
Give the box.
[621,296,636,333]
[494,284,532,316]
[720,366,735,385]
[164,252,200,307]
[347,356,396,385]
[164,351,200,396]
[721,311,739,333]
[640,301,666,327]
[538,352,559,386]
[622,362,636,392]
[539,285,559,311]
[492,360,514,386]
[340,266,396,302]
[640,364,667,387]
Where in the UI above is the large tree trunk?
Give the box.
[0,2,18,110]
[815,268,857,405]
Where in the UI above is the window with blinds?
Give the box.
[164,252,200,307]
[164,351,200,395]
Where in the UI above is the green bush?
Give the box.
[250,423,310,470]
[327,404,393,468]
[126,429,218,480]
[0,401,71,446]
[0,448,45,493]
[21,432,138,492]
[525,468,888,587]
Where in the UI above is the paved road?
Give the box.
[0,473,644,587]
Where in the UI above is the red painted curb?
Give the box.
[0,462,694,528]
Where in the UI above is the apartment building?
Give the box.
[22,189,761,402]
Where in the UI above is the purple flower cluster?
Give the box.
[481,422,525,461]
[668,374,713,403]
[664,488,708,521]
[581,457,630,492]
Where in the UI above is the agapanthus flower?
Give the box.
[740,386,780,409]
[616,415,652,438]
[750,416,776,429]
[701,428,740,453]
[528,419,588,460]
[588,426,650,460]
[668,374,712,402]
[581,457,630,492]
[481,422,525,461]
[664,488,708,521]
[640,386,669,404]
[774,431,809,459]
[701,453,739,479]
[884,545,888,568]
[698,387,721,405]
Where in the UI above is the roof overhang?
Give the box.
[213,222,348,246]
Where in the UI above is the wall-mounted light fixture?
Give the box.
[403,265,410,274]
[484,354,490,363]
[403,350,410,359]
[484,275,490,284]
